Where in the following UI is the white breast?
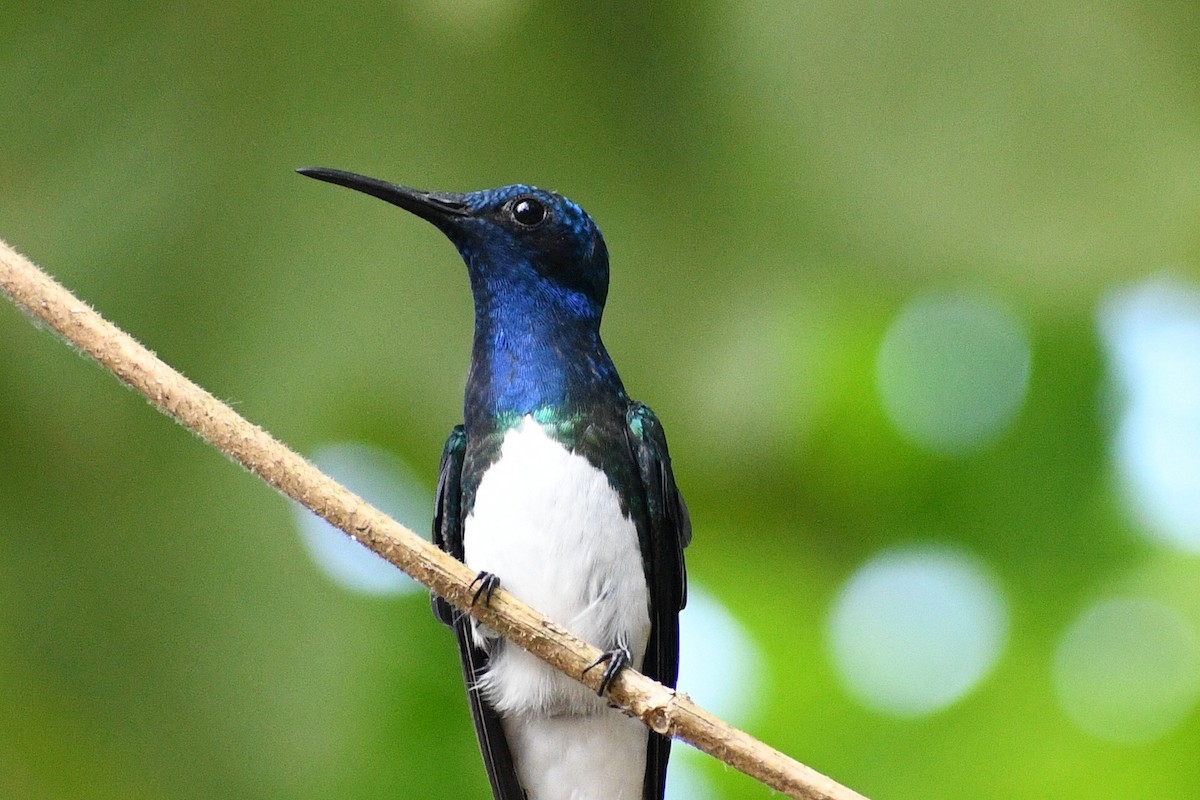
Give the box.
[464,416,651,715]
[463,417,651,799]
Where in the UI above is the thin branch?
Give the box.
[0,237,869,800]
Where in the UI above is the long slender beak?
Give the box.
[296,167,470,226]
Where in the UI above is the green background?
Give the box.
[3,3,1200,798]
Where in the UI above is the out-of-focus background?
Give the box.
[4,3,1200,799]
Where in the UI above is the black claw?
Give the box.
[469,571,501,606]
[583,645,632,696]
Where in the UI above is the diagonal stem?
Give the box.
[0,237,869,800]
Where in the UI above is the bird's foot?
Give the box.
[583,645,632,696]
[469,571,501,606]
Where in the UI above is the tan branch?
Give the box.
[0,237,868,800]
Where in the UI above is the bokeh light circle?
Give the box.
[667,583,764,800]
[1053,597,1200,744]
[1114,404,1200,553]
[676,583,764,725]
[877,291,1031,455]
[1100,278,1200,552]
[828,543,1008,717]
[291,442,432,596]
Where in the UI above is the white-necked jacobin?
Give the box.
[298,166,691,800]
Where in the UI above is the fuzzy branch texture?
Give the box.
[0,237,869,800]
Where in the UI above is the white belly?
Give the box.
[503,713,647,800]
[463,416,651,798]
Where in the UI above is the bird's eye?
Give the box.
[511,197,546,227]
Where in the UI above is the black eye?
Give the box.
[511,197,546,227]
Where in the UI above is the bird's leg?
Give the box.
[583,643,632,696]
[469,570,501,606]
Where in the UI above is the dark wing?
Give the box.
[625,403,691,800]
[432,426,525,800]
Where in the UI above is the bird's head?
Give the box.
[298,167,610,323]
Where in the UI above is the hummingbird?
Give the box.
[298,166,690,800]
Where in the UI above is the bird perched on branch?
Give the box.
[299,166,691,800]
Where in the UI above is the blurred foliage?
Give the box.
[3,2,1200,798]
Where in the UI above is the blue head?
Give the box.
[299,167,625,420]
